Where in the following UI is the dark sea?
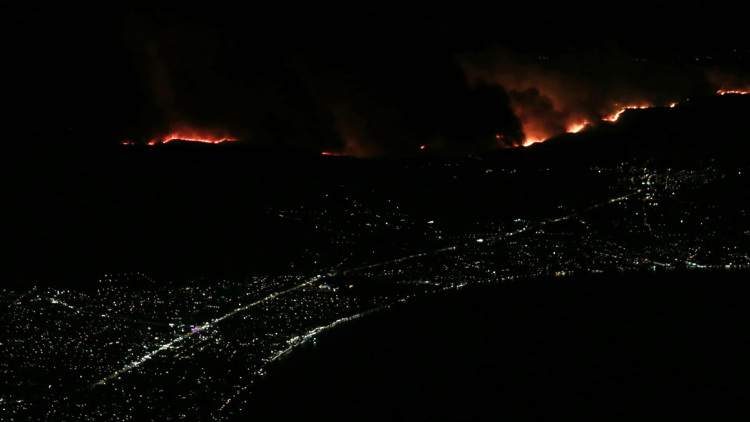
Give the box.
[234,270,750,420]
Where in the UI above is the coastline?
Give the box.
[235,269,750,420]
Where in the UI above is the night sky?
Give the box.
[3,1,749,155]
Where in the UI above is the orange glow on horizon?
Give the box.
[133,90,743,152]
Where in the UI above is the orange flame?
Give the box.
[160,134,237,144]
[146,124,238,146]
[516,100,694,147]
[717,89,750,95]
[602,104,652,122]
[567,120,588,133]
[522,137,546,147]
[520,101,678,147]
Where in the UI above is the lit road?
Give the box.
[90,188,643,389]
[90,276,322,387]
[339,189,643,275]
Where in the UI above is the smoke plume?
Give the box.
[460,45,749,146]
[121,7,750,155]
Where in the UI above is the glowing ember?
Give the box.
[717,89,750,95]
[420,145,425,150]
[321,151,341,156]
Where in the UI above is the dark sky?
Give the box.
[2,1,749,155]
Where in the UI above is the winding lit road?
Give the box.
[91,188,643,388]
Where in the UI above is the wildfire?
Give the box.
[135,124,240,146]
[717,89,750,95]
[602,105,651,122]
[522,137,545,147]
[521,102,674,148]
[567,120,589,133]
[157,133,237,145]
[124,131,238,146]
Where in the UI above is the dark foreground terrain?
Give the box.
[245,270,750,420]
